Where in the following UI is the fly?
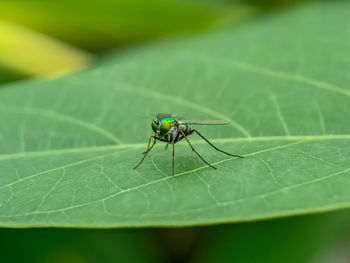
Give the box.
[133,113,244,176]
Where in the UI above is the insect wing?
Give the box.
[182,120,230,125]
[156,113,182,120]
[156,113,173,120]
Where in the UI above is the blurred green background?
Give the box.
[0,0,303,78]
[2,211,350,263]
[1,0,350,262]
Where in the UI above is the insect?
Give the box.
[133,113,244,176]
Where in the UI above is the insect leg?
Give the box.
[171,128,180,176]
[172,141,175,176]
[134,136,157,169]
[194,130,244,158]
[179,130,217,169]
[142,134,157,154]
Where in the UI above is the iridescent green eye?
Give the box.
[151,120,158,133]
[160,121,171,135]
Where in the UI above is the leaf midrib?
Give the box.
[0,134,349,161]
[0,105,123,144]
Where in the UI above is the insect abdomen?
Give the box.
[182,123,193,135]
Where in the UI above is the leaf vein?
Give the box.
[1,135,350,161]
[0,106,122,144]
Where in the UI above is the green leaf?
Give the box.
[1,1,350,227]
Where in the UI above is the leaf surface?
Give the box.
[1,1,350,227]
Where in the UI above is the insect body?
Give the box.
[133,113,244,176]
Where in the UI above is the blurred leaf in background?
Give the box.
[193,211,350,263]
[0,0,310,79]
[0,67,24,84]
[0,228,164,263]
[0,20,93,77]
[0,0,219,51]
[1,211,350,263]
[0,0,257,78]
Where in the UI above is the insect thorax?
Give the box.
[163,122,193,143]
[152,117,193,143]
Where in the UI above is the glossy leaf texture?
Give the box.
[0,1,350,227]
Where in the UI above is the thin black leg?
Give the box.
[170,129,179,176]
[180,130,217,169]
[134,136,157,169]
[194,130,244,158]
[172,141,175,176]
